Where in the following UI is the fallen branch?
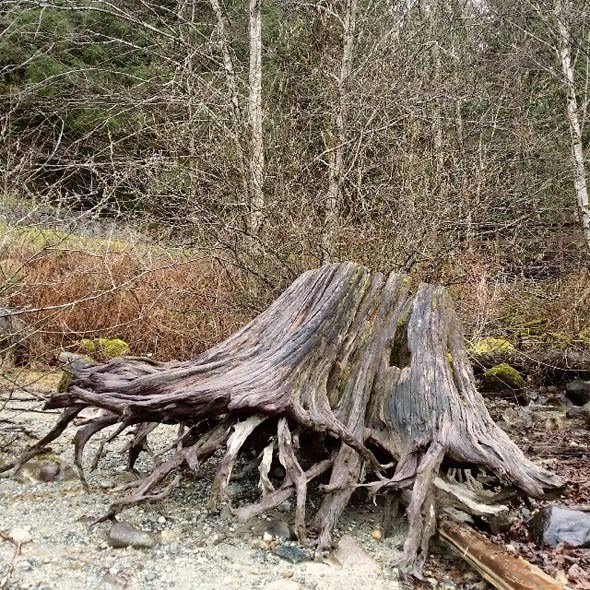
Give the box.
[438,517,564,590]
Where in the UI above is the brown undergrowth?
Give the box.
[0,227,254,363]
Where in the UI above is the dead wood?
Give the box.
[0,263,563,577]
[438,517,565,590]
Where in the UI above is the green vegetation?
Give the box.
[482,363,526,391]
[469,338,516,357]
[78,338,129,359]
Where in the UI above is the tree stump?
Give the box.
[1,262,563,577]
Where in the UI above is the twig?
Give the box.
[0,531,22,590]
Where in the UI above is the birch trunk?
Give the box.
[555,0,590,253]
[248,0,264,236]
[322,0,358,263]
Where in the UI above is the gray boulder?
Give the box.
[565,380,590,406]
[529,505,590,547]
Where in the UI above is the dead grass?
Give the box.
[0,227,255,362]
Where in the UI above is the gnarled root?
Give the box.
[1,263,563,577]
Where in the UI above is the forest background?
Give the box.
[1,0,590,370]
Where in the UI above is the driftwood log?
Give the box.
[0,263,563,577]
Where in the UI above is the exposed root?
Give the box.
[210,415,266,511]
[257,440,276,496]
[6,263,564,577]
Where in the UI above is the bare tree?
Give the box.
[554,0,590,252]
[322,0,358,263]
[248,0,265,236]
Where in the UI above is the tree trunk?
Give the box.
[248,0,264,236]
[1,263,562,578]
[322,0,358,263]
[555,0,590,254]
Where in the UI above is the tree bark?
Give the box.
[1,263,563,578]
[555,0,590,253]
[248,0,264,236]
[322,0,358,263]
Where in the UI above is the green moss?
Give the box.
[97,338,129,357]
[78,338,96,353]
[482,363,526,391]
[77,337,129,359]
[469,337,515,356]
[57,371,71,393]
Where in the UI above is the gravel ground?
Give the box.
[1,398,410,590]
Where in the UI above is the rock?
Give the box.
[263,531,273,543]
[0,306,30,364]
[331,534,381,572]
[16,457,77,484]
[565,381,590,406]
[102,572,127,589]
[108,522,157,549]
[469,338,516,358]
[265,520,291,541]
[482,363,526,392]
[529,505,590,547]
[157,515,166,525]
[273,545,309,564]
[370,528,382,541]
[10,527,32,544]
[263,580,302,590]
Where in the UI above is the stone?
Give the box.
[370,528,382,541]
[469,338,515,357]
[331,534,381,572]
[263,581,302,590]
[265,520,291,541]
[565,380,590,406]
[108,522,157,549]
[263,532,273,543]
[273,545,309,564]
[529,505,590,547]
[9,527,32,544]
[482,363,526,392]
[102,572,127,589]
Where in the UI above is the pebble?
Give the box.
[157,515,167,525]
[108,522,158,549]
[370,529,382,541]
[273,545,308,564]
[263,531,273,542]
[265,520,291,541]
[10,527,32,544]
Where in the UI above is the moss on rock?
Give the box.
[77,337,129,359]
[482,363,526,391]
[469,337,515,357]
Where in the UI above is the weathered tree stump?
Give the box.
[0,263,563,577]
